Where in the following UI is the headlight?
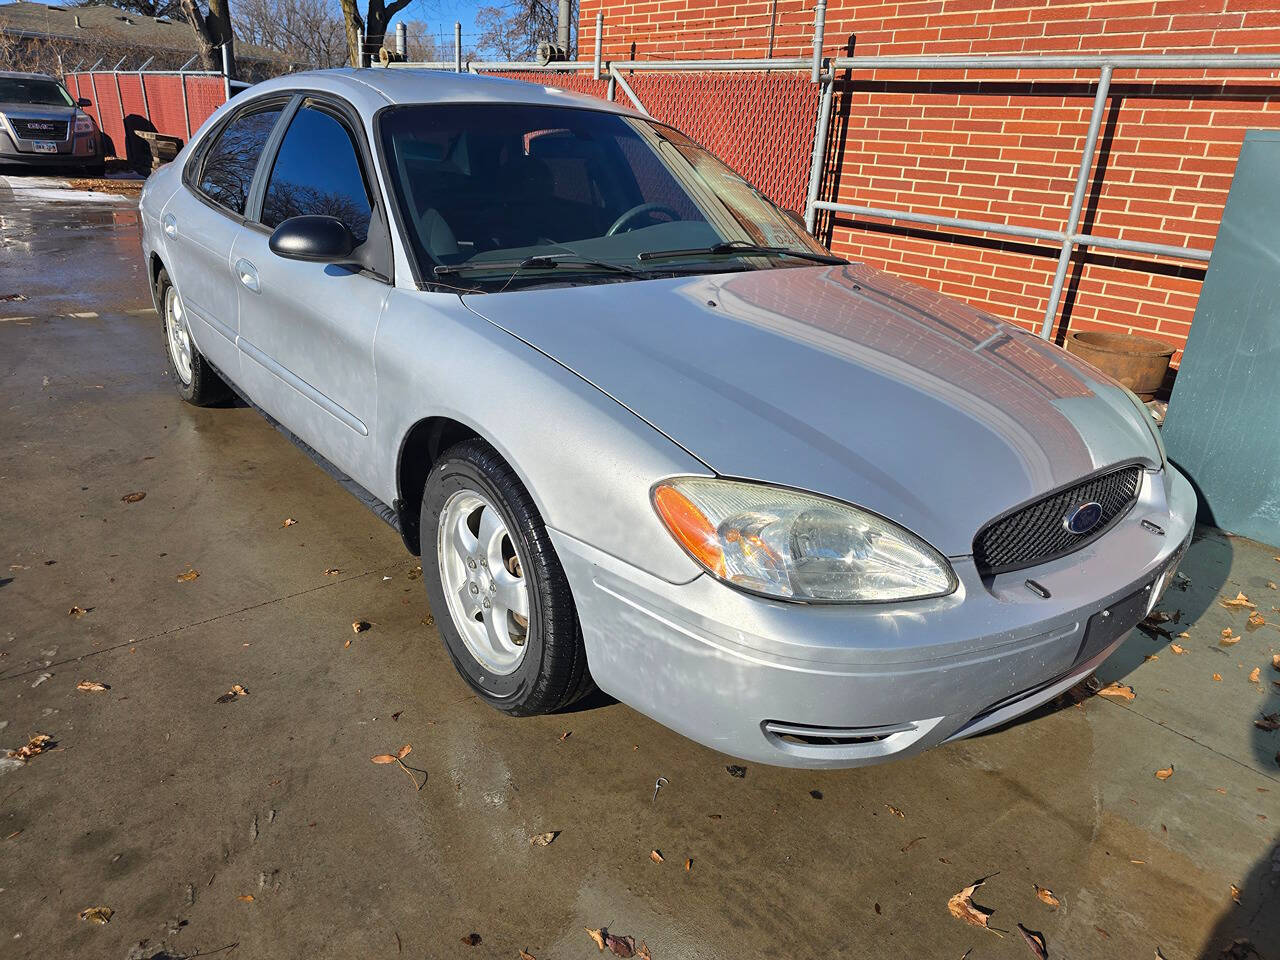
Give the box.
[651,478,957,603]
[1120,386,1166,466]
[74,114,95,135]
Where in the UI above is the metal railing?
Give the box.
[808,52,1280,337]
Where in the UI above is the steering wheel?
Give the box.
[606,202,682,237]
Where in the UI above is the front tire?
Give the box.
[156,267,228,406]
[421,439,593,716]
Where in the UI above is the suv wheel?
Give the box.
[157,267,227,406]
[421,438,593,715]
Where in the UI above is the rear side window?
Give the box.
[197,106,282,216]
[261,103,372,243]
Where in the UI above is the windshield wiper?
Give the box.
[434,253,644,278]
[636,241,846,265]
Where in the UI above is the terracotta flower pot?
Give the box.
[1065,330,1175,400]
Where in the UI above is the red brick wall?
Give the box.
[578,0,1280,361]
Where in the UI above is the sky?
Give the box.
[384,0,489,54]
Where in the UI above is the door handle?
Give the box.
[235,258,260,294]
[162,213,177,238]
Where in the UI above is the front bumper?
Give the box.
[552,465,1195,768]
[0,129,100,166]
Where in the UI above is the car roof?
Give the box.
[243,67,640,120]
[0,71,60,82]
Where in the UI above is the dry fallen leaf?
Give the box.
[1230,883,1242,904]
[558,731,571,742]
[520,951,537,960]
[606,933,637,958]
[947,877,997,932]
[371,754,397,764]
[79,906,113,924]
[121,491,146,503]
[649,849,664,864]
[1250,667,1262,684]
[68,605,87,618]
[1018,924,1048,960]
[1170,643,1187,655]
[1213,673,1224,682]
[1258,713,1280,732]
[684,857,693,871]
[1248,611,1267,630]
[725,764,746,778]
[1273,654,1280,672]
[1268,582,1278,590]
[1221,628,1239,645]
[529,832,559,846]
[323,567,340,576]
[587,928,607,951]
[885,803,906,818]
[1096,681,1136,701]
[7,733,52,763]
[216,684,248,703]
[461,933,481,946]
[352,620,371,634]
[176,568,199,582]
[397,743,411,760]
[1156,765,1175,781]
[282,517,297,527]
[1221,592,1256,610]
[1144,654,1159,663]
[76,680,109,692]
[1034,884,1061,908]
[237,894,254,903]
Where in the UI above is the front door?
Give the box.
[233,99,390,494]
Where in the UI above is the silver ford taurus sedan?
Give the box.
[139,68,1195,767]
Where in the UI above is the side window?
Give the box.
[261,103,372,244]
[197,106,282,216]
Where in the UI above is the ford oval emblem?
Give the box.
[1063,501,1104,536]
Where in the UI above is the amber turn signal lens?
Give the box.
[653,483,726,577]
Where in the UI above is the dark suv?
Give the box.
[0,71,103,174]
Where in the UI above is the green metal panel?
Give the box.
[1163,130,1280,545]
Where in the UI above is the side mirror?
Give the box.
[268,215,355,263]
[77,97,92,108]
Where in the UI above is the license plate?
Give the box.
[32,141,58,154]
[1075,584,1152,665]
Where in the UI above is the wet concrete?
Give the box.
[0,179,1277,960]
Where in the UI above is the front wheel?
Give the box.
[421,438,593,715]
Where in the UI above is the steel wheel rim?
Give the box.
[436,488,530,676]
[164,285,194,385]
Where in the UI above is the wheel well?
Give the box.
[149,253,166,300]
[396,417,480,555]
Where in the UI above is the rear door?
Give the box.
[162,100,286,377]
[232,95,392,493]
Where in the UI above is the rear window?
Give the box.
[0,77,72,107]
[196,106,282,216]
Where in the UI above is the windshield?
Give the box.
[0,77,74,107]
[377,102,837,292]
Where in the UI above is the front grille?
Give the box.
[973,465,1143,574]
[11,118,69,140]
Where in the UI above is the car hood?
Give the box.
[0,101,77,118]
[463,263,1158,556]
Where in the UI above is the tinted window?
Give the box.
[197,106,282,216]
[261,104,372,243]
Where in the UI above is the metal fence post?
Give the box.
[1039,64,1113,339]
[113,68,126,152]
[138,69,150,124]
[396,22,407,58]
[593,12,603,80]
[811,0,826,83]
[609,64,648,115]
[455,22,462,72]
[180,73,192,140]
[804,71,836,233]
[221,43,231,100]
[87,71,100,127]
